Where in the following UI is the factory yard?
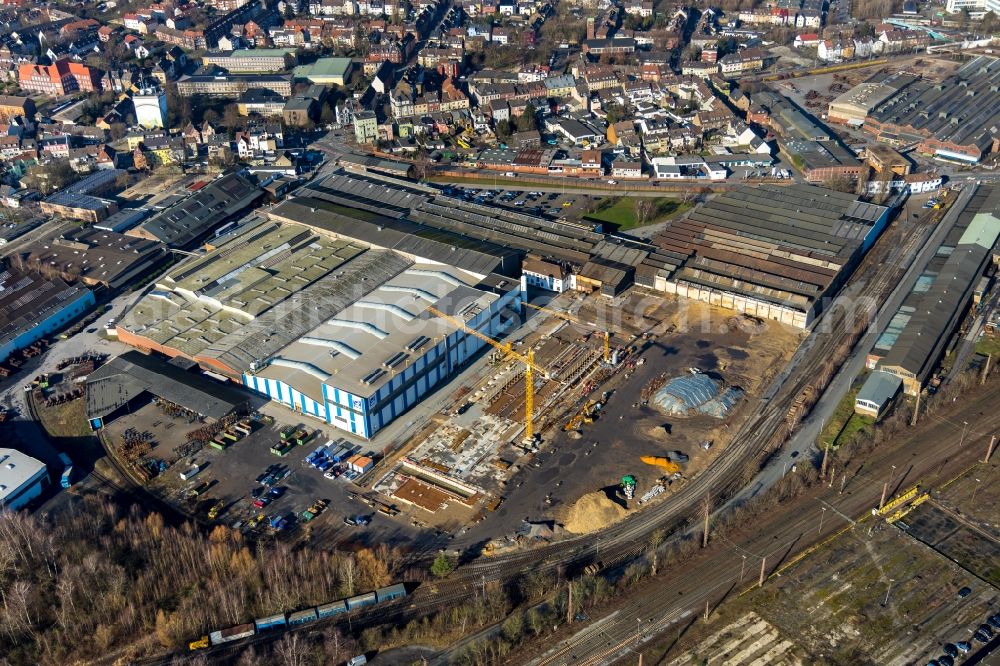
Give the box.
[100,399,425,549]
[377,289,804,546]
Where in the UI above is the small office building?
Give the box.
[0,449,49,510]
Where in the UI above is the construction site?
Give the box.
[370,288,803,543]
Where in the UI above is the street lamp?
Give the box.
[636,617,641,646]
[818,507,827,535]
[971,478,982,504]
[959,420,969,447]
[882,579,895,607]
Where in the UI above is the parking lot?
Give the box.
[440,185,603,222]
[128,402,426,549]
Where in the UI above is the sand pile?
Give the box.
[727,314,766,336]
[562,491,628,534]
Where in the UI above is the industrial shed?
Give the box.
[86,350,258,430]
[648,184,890,328]
[877,185,1000,395]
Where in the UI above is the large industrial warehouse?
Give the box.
[863,56,1000,163]
[644,184,890,328]
[875,184,1000,395]
[116,203,523,439]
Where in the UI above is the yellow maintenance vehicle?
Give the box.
[207,500,225,520]
[640,456,681,475]
[189,636,210,651]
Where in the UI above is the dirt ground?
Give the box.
[455,291,803,545]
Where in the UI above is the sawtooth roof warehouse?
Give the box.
[116,195,522,440]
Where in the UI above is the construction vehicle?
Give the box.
[640,455,682,475]
[208,500,225,519]
[522,301,610,363]
[425,304,557,442]
[621,474,636,500]
[247,512,265,529]
[301,499,329,523]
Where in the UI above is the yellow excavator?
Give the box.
[641,456,681,475]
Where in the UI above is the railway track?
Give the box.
[529,387,1000,666]
[137,201,950,665]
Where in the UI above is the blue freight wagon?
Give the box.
[376,583,407,603]
[288,608,318,626]
[254,614,287,632]
[317,600,347,619]
[346,592,377,610]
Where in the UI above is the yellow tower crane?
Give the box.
[522,301,610,363]
[425,305,553,442]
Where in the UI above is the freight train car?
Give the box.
[190,584,408,651]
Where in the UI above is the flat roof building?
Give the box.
[878,185,1000,394]
[86,350,259,429]
[827,73,918,125]
[0,449,48,510]
[176,74,293,99]
[202,49,298,73]
[293,58,355,86]
[18,228,166,289]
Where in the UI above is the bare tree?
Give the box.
[273,633,308,666]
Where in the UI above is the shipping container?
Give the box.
[254,614,288,632]
[209,623,255,645]
[288,609,318,626]
[376,583,407,603]
[330,446,349,462]
[351,456,374,474]
[180,465,201,481]
[346,592,377,610]
[316,600,347,619]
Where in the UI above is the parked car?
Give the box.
[958,586,972,598]
[268,486,286,498]
[252,496,272,509]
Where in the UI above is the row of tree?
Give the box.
[0,498,396,665]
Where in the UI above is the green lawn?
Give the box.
[584,197,692,231]
[817,379,874,449]
[975,336,1000,358]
